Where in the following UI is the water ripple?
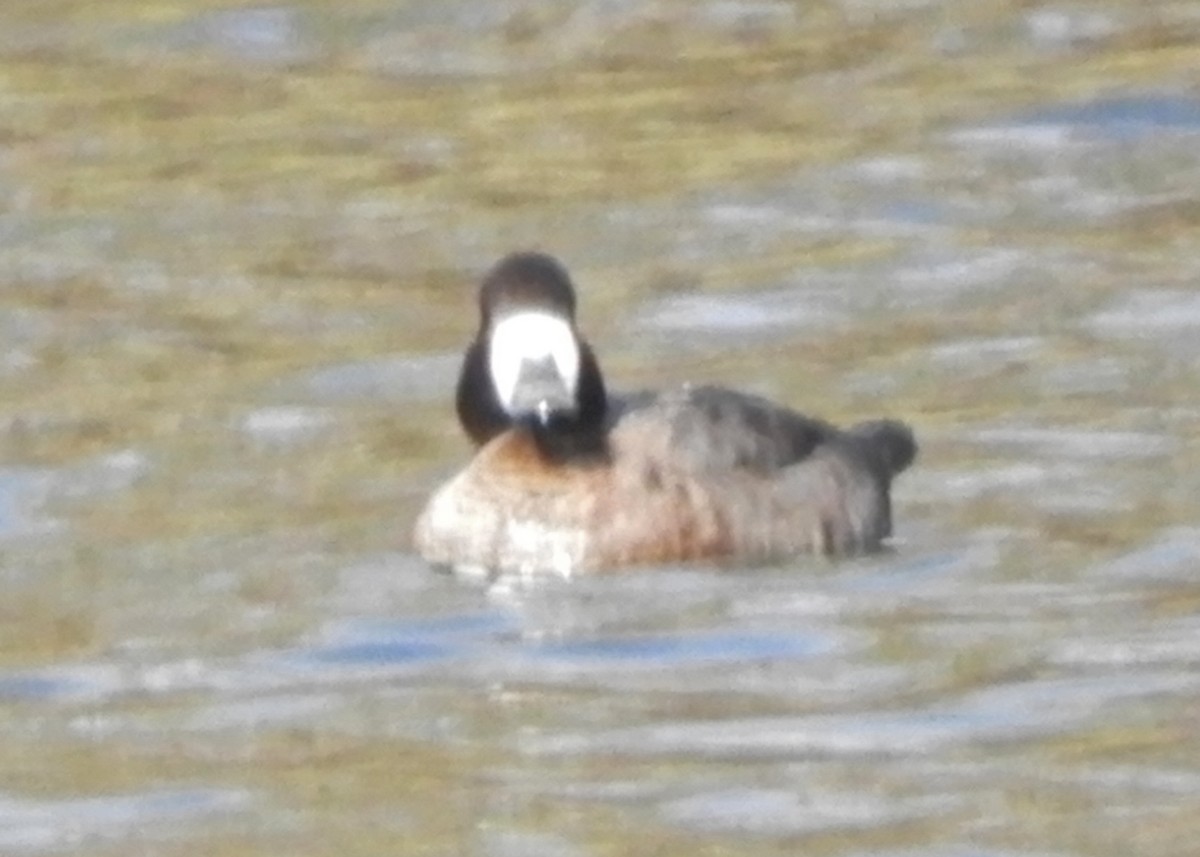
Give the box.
[532,629,838,664]
[0,788,250,852]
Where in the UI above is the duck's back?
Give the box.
[414,385,915,575]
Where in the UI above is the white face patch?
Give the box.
[488,310,581,415]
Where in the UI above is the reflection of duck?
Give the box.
[415,252,916,575]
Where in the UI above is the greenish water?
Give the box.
[0,1,1199,854]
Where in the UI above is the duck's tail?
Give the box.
[848,419,917,477]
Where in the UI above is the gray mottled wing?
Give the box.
[612,384,838,475]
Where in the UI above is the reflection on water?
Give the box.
[1020,94,1200,138]
[0,469,53,541]
[531,629,836,664]
[0,0,1198,855]
[0,674,73,702]
[0,789,250,852]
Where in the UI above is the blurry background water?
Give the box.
[1,1,1199,854]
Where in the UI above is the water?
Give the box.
[0,1,1198,855]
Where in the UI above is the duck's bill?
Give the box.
[508,355,578,424]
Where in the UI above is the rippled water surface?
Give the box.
[1,1,1199,854]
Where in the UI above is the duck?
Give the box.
[414,251,916,576]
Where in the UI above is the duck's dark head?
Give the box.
[456,252,608,451]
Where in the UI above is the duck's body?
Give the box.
[414,252,916,576]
